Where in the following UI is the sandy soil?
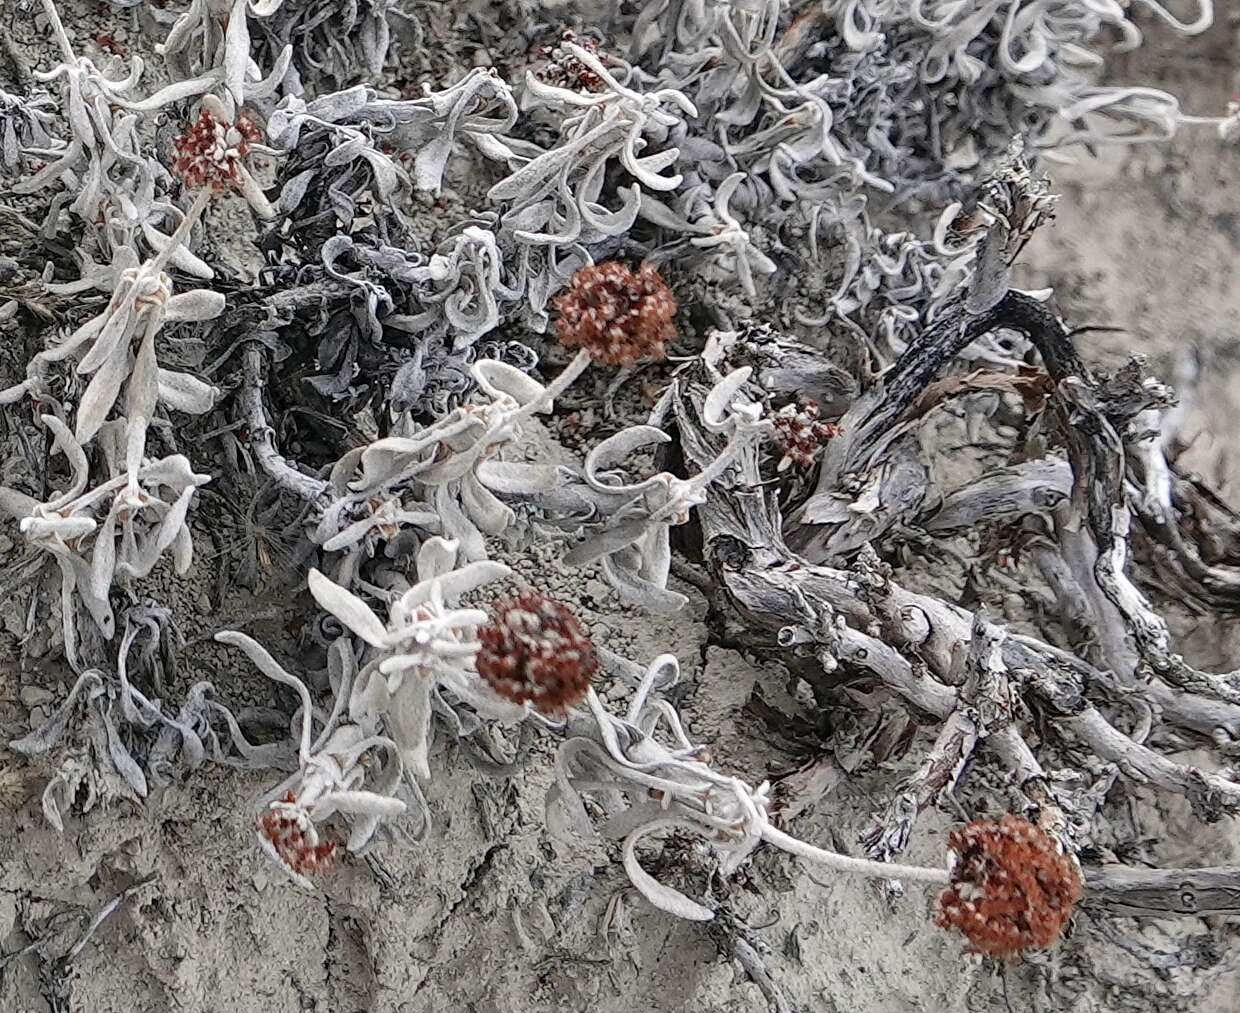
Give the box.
[1,4,1239,1013]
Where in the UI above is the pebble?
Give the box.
[28,706,47,728]
[20,685,54,708]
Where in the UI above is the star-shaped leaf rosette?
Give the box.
[213,633,408,889]
[301,536,528,780]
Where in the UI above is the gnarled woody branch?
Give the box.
[668,313,1240,824]
[239,343,329,504]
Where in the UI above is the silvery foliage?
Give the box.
[563,367,773,613]
[215,631,409,885]
[254,74,528,400]
[0,417,208,669]
[248,231,538,410]
[303,537,522,781]
[7,611,226,813]
[13,1,286,271]
[9,669,144,828]
[554,651,948,921]
[608,0,1229,334]
[312,356,772,614]
[552,653,773,921]
[802,0,1220,170]
[12,44,215,254]
[318,227,518,359]
[0,243,224,442]
[246,0,402,95]
[0,237,222,670]
[487,43,711,322]
[495,42,697,243]
[0,87,55,175]
[158,0,293,107]
[313,359,564,583]
[268,69,517,198]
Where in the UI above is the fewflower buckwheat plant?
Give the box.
[173,105,262,192]
[170,95,275,217]
[215,632,408,889]
[534,30,606,93]
[306,537,525,779]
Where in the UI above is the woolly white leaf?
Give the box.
[703,367,754,431]
[475,460,559,495]
[412,536,457,587]
[307,569,389,647]
[164,289,226,322]
[75,346,132,445]
[472,360,546,406]
[402,558,509,608]
[622,822,715,921]
[157,369,219,415]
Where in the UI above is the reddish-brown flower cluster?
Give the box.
[476,590,600,714]
[258,792,338,879]
[535,30,605,92]
[172,109,261,191]
[936,814,1082,958]
[554,261,676,367]
[771,400,840,471]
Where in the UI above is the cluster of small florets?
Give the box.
[258,792,338,878]
[771,400,839,471]
[534,30,605,92]
[476,590,599,714]
[554,261,676,367]
[936,814,1082,958]
[172,109,261,191]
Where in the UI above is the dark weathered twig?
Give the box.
[1083,865,1240,919]
[239,343,330,504]
[672,329,1240,826]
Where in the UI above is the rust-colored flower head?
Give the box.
[554,261,676,367]
[535,30,605,92]
[936,814,1082,958]
[258,792,338,879]
[771,400,840,471]
[476,590,600,713]
[172,107,262,192]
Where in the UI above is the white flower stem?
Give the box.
[760,824,950,886]
[151,189,212,274]
[40,0,76,64]
[511,349,592,425]
[690,422,769,490]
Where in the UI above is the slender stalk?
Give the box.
[691,422,769,488]
[511,349,592,425]
[40,0,77,65]
[761,824,950,886]
[150,188,212,274]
